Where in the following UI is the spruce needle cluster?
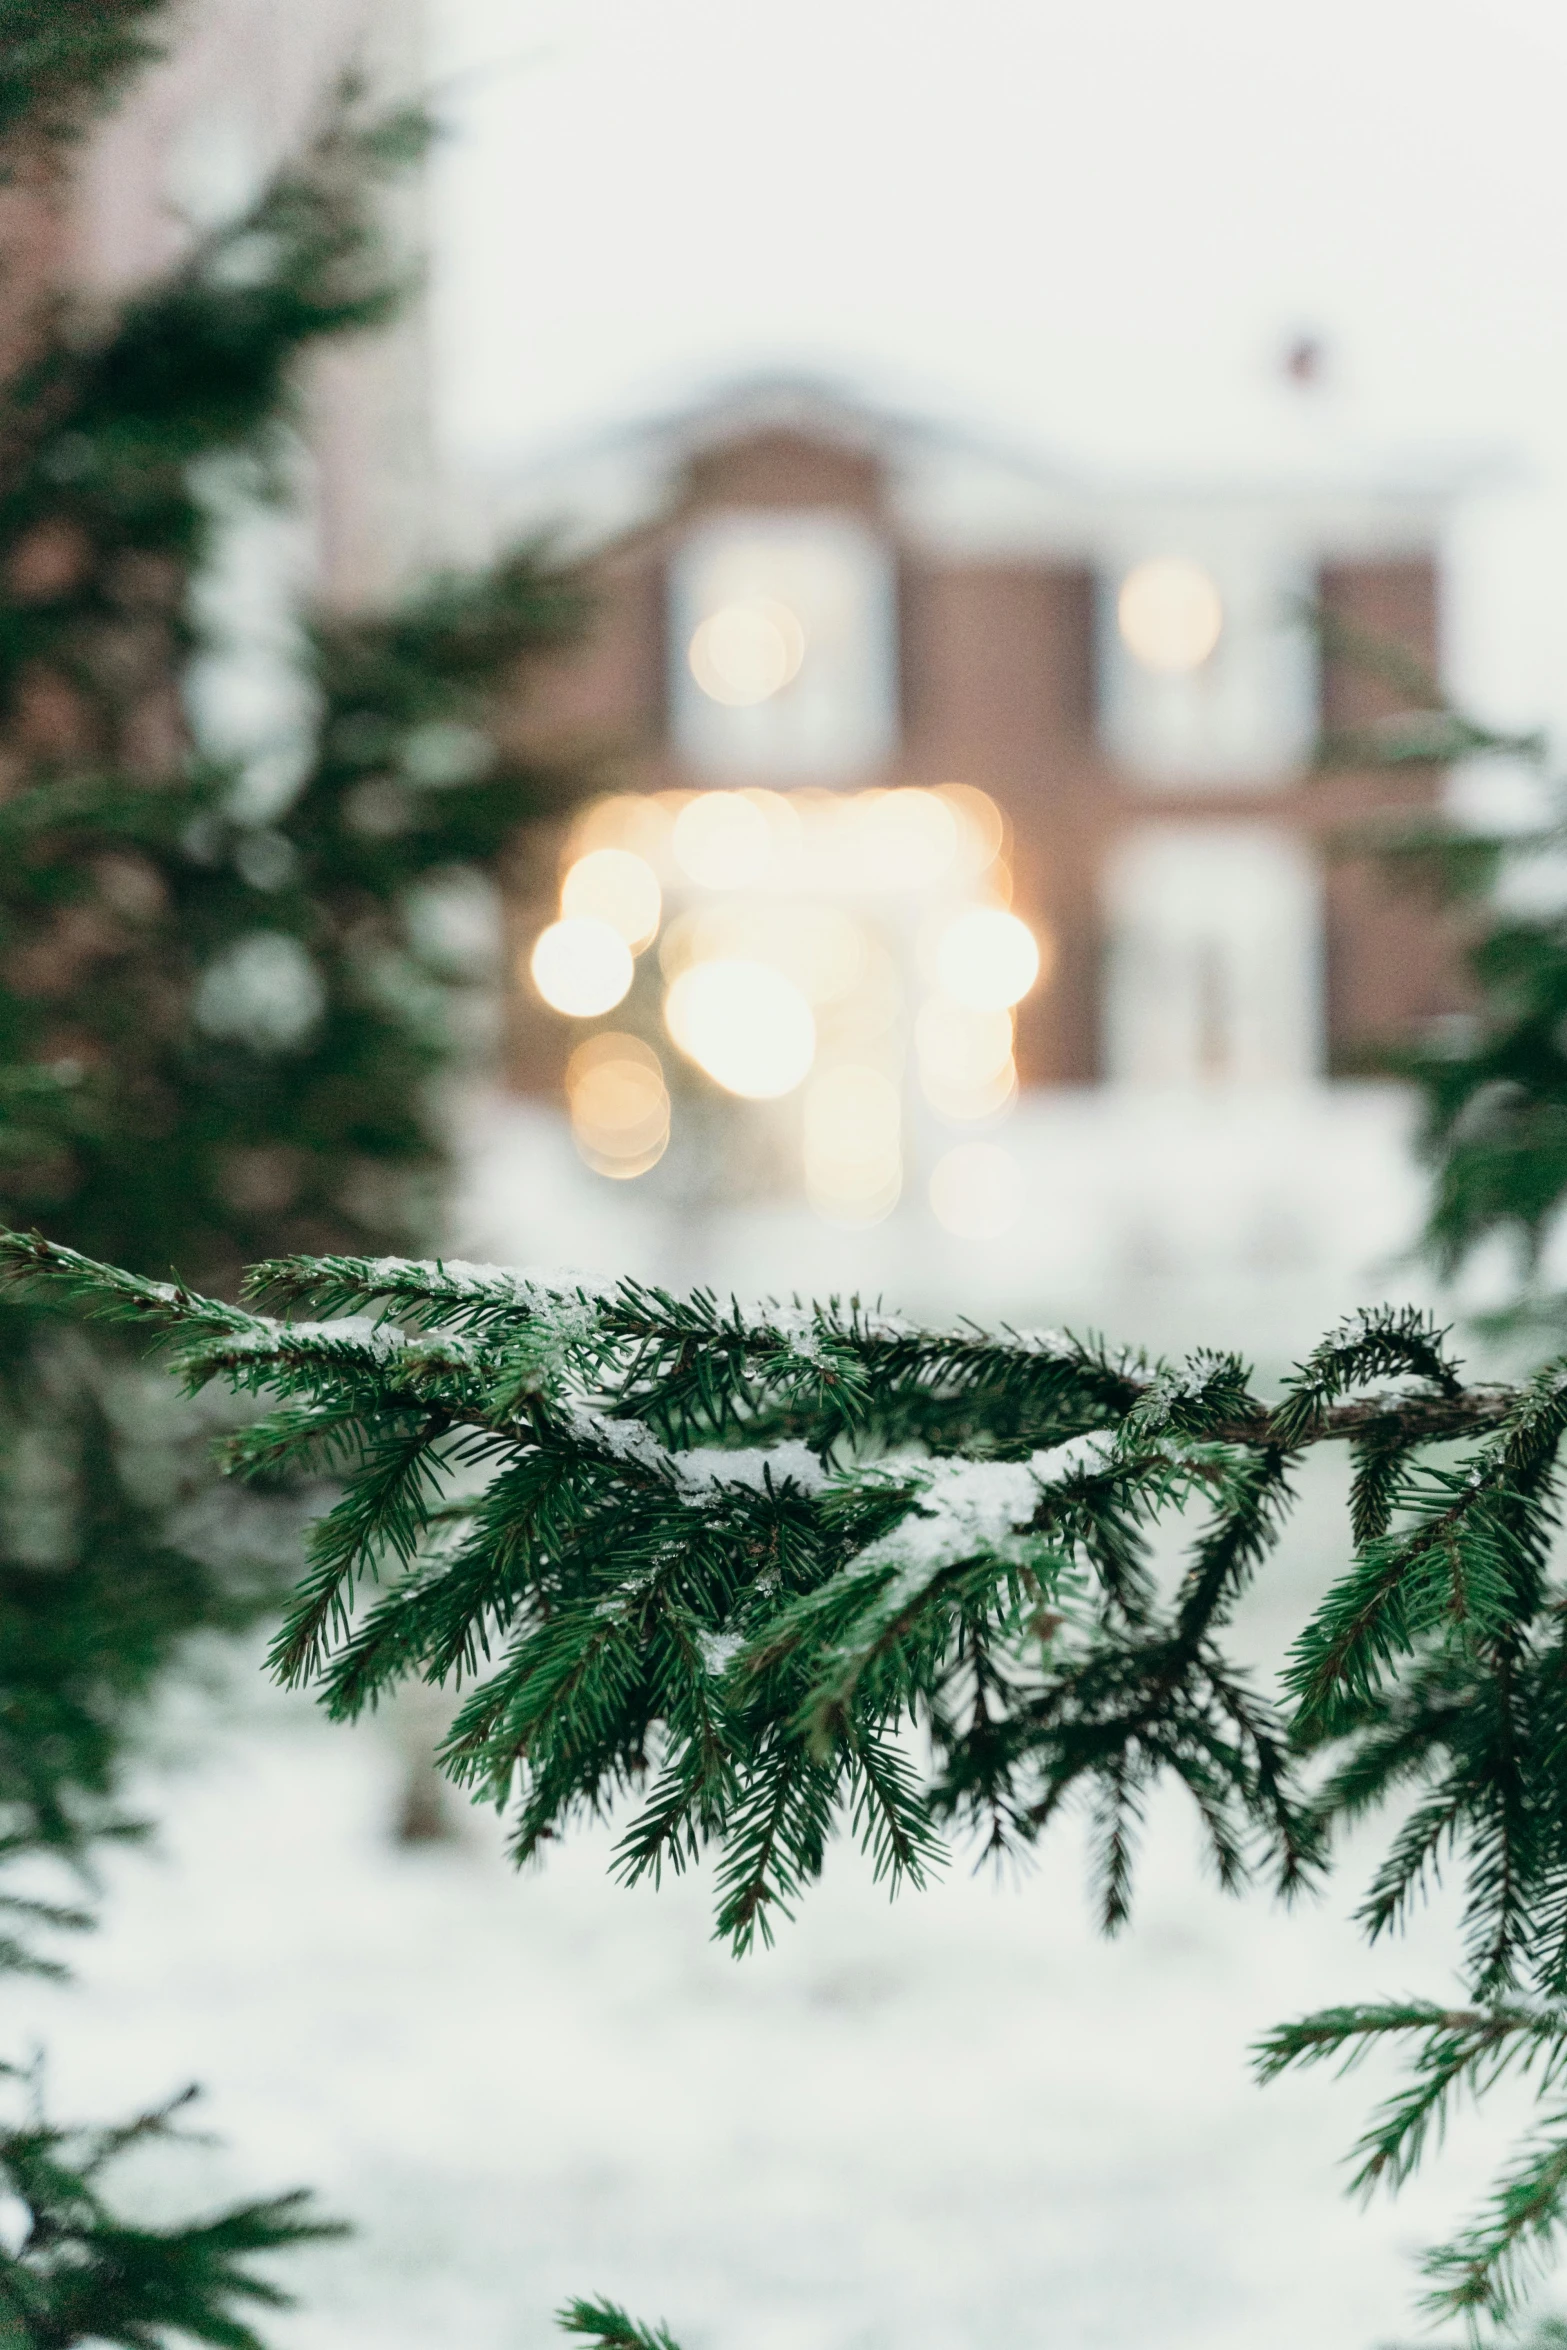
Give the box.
[11,1232,1567,2333]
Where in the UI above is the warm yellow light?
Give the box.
[778,903,868,1004]
[929,1142,1024,1239]
[566,792,669,866]
[688,600,806,706]
[671,792,775,889]
[528,917,634,1017]
[660,900,867,1009]
[922,1061,1018,1122]
[664,958,815,1099]
[560,848,662,952]
[916,1001,1014,1084]
[918,997,1018,1122]
[857,789,960,892]
[1117,558,1223,675]
[803,1065,901,1225]
[566,1032,669,1178]
[934,908,1042,1011]
[936,783,1006,878]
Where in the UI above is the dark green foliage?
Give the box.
[0,1363,265,1888]
[0,92,582,1290]
[0,2,166,149]
[0,533,579,1290]
[0,21,589,2350]
[557,2297,685,2350]
[20,1240,1567,2328]
[0,28,584,1907]
[1314,602,1545,779]
[1316,606,1567,1295]
[0,2078,341,2349]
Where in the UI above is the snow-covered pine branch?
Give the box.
[15,1224,1567,2328]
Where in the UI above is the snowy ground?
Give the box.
[9,1635,1548,2350]
[451,1080,1443,1369]
[11,1078,1551,2350]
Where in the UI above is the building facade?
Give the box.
[498,384,1458,1246]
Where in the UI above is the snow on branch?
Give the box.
[12,1225,1567,2326]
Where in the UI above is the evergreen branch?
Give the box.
[266,1419,450,1689]
[0,1229,253,1343]
[1422,2117,1567,2334]
[1172,1447,1293,1648]
[557,2297,684,2350]
[0,0,165,148]
[32,1226,1567,2321]
[0,2085,344,2350]
[1254,2000,1567,2193]
[1273,1304,1463,1449]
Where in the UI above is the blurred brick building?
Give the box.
[12,21,1467,1311]
[498,383,1457,1119]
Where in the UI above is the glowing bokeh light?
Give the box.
[671,791,774,889]
[857,788,960,892]
[1117,558,1223,675]
[929,1142,1024,1238]
[664,959,815,1098]
[803,1065,901,1225]
[917,997,1018,1122]
[934,908,1042,1011]
[528,917,634,1017]
[688,600,807,706]
[560,847,662,951]
[916,1001,1014,1084]
[778,903,868,1004]
[921,1061,1018,1122]
[660,900,866,1008]
[936,783,1006,878]
[566,1031,669,1177]
[566,792,670,866]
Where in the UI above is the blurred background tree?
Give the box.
[0,3,587,2337]
[8,13,1567,2350]
[1315,607,1567,1313]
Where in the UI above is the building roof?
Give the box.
[452,371,1472,570]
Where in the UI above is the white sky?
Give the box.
[428,0,1567,742]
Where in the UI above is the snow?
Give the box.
[9,1080,1538,2350]
[695,1628,746,1678]
[7,1609,1542,2350]
[360,1256,613,1309]
[217,1315,410,1364]
[756,1302,835,1369]
[845,1462,1046,1610]
[844,1439,1117,1602]
[1031,1431,1119,1487]
[671,1442,828,1502]
[1007,1325,1076,1358]
[553,1409,832,1508]
[558,1404,669,1477]
[747,1300,919,1358]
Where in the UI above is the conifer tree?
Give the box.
[1316,606,1567,1300]
[14,1229,1567,2340]
[15,615,1567,2347]
[0,5,585,2338]
[12,23,1567,2350]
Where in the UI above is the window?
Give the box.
[669,513,898,782]
[1102,827,1322,1084]
[1097,540,1317,788]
